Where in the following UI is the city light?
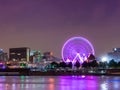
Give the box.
[62,36,95,64]
[101,56,108,62]
[72,53,84,64]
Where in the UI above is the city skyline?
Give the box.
[1,0,120,58]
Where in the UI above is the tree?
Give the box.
[90,60,98,68]
[117,61,120,68]
[108,59,117,68]
[51,61,59,68]
[98,61,107,68]
[88,54,95,60]
[74,61,80,68]
[82,61,88,68]
[67,62,72,68]
[59,62,67,68]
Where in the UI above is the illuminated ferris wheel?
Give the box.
[61,37,95,64]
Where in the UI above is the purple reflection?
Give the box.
[0,76,119,90]
[59,76,98,90]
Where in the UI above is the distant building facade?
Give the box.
[30,50,42,63]
[9,47,30,62]
[107,48,120,62]
[0,49,8,61]
[43,52,53,61]
[43,51,61,63]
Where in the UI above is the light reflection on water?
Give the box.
[0,75,119,90]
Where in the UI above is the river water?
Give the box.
[0,75,119,90]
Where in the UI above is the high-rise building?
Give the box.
[9,47,30,62]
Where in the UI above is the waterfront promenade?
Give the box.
[0,68,120,76]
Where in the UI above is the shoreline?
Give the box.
[0,68,120,76]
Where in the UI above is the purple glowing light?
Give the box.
[62,37,95,64]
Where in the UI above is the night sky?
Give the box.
[1,0,120,58]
